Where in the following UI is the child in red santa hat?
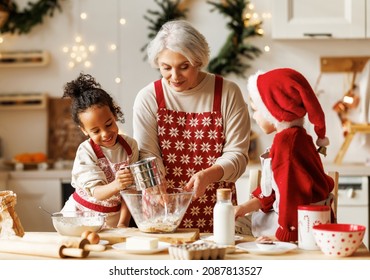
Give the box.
[234,68,335,242]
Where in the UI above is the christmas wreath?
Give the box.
[0,0,63,35]
[142,0,263,77]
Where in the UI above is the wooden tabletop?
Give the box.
[0,231,369,260]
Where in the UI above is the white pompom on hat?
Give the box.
[247,68,330,148]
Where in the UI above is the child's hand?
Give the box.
[234,205,248,219]
[115,168,134,190]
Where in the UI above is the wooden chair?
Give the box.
[327,171,339,223]
[247,169,339,221]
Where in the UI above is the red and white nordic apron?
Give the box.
[154,76,237,233]
[72,135,132,214]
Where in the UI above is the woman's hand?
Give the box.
[115,168,134,191]
[184,165,224,199]
[184,170,209,199]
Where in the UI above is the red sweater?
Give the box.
[252,127,334,242]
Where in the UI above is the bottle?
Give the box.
[213,188,235,246]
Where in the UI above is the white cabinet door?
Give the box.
[8,179,62,232]
[272,0,366,39]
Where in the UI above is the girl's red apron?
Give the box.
[154,76,236,233]
[72,135,132,214]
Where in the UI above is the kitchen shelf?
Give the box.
[0,93,48,110]
[0,51,50,67]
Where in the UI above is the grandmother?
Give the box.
[133,20,250,232]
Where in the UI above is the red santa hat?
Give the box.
[247,68,330,148]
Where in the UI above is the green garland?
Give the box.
[142,0,263,77]
[0,0,63,35]
[141,0,187,54]
[207,0,263,77]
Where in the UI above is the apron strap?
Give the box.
[90,138,105,158]
[213,75,223,112]
[117,135,132,158]
[154,79,166,109]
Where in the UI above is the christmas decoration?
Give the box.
[141,0,187,54]
[141,0,263,77]
[0,0,63,35]
[207,0,263,77]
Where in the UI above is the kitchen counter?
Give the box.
[7,169,71,181]
[247,162,370,176]
[0,232,369,260]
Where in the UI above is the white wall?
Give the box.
[1,0,370,165]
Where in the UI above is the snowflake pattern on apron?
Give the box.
[154,76,236,233]
[72,135,132,214]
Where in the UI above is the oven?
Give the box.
[337,176,369,248]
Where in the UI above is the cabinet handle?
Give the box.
[303,33,332,38]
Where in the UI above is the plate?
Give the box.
[112,241,170,254]
[200,234,244,242]
[236,242,297,255]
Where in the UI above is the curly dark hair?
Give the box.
[62,73,124,127]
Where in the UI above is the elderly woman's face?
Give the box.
[157,49,201,91]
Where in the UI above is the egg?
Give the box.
[87,232,100,244]
[81,230,92,239]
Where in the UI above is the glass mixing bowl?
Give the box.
[121,187,194,233]
[51,211,105,236]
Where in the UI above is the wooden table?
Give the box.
[0,232,369,260]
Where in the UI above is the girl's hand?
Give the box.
[115,168,134,191]
[234,205,248,219]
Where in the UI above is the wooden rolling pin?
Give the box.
[22,233,106,252]
[0,239,88,258]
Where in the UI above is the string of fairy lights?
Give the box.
[0,1,270,85]
[61,0,125,85]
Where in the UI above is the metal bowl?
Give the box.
[51,211,105,236]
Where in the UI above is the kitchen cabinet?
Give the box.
[272,0,368,39]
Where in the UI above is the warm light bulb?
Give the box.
[80,12,87,20]
[75,36,82,43]
[88,45,95,52]
[62,46,69,53]
[264,45,270,52]
[110,44,117,51]
[120,18,126,25]
[84,61,91,68]
[115,77,121,84]
[0,37,3,44]
[248,3,254,10]
[70,52,76,58]
[68,61,75,68]
[257,28,264,35]
[244,12,251,20]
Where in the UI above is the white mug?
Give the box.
[298,205,331,250]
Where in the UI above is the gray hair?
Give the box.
[146,20,210,69]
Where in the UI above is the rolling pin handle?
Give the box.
[61,247,89,258]
[83,244,106,252]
